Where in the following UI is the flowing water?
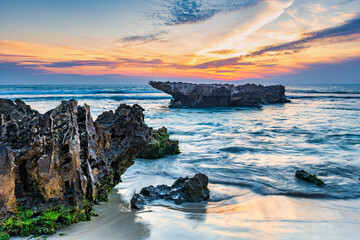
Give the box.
[3,83,360,239]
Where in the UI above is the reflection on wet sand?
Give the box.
[13,173,360,240]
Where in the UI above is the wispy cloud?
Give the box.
[120,31,168,43]
[43,60,116,68]
[152,0,262,25]
[193,15,360,69]
[192,57,253,69]
[0,53,35,58]
[337,0,355,6]
[165,0,219,25]
[40,58,164,69]
[207,49,237,55]
[251,15,360,56]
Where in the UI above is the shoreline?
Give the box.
[13,171,360,240]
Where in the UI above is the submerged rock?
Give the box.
[169,100,183,108]
[149,81,290,108]
[131,173,210,209]
[137,127,180,159]
[0,99,151,236]
[295,170,324,186]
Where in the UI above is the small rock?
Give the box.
[295,169,324,186]
[131,173,210,209]
[169,100,183,108]
[137,127,180,159]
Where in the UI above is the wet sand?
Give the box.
[13,173,360,240]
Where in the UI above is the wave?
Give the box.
[288,90,360,94]
[12,95,172,101]
[219,146,273,154]
[0,90,157,96]
[209,179,360,200]
[289,95,360,99]
[127,168,360,200]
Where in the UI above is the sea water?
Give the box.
[3,83,360,239]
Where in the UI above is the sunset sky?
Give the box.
[0,0,359,84]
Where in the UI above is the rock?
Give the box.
[149,81,290,107]
[0,99,151,236]
[295,170,324,186]
[131,173,210,209]
[137,127,180,159]
[169,100,183,108]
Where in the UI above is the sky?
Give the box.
[0,0,359,84]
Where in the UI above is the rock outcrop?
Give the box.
[137,127,180,159]
[131,173,210,209]
[149,81,290,107]
[0,99,151,236]
[295,170,324,186]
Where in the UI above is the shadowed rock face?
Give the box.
[131,173,210,209]
[149,81,290,107]
[0,99,151,215]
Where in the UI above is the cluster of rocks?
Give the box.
[149,81,290,108]
[0,98,152,218]
[131,173,210,209]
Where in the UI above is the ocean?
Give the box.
[4,83,360,240]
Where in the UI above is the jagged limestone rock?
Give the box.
[149,81,290,107]
[0,99,151,237]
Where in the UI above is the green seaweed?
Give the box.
[0,203,94,239]
[98,184,115,202]
[295,169,324,186]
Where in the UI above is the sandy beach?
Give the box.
[15,170,359,240]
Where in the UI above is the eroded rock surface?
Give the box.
[131,173,210,209]
[0,99,151,216]
[149,81,290,107]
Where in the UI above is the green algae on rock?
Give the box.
[0,204,95,239]
[137,127,181,159]
[295,170,325,186]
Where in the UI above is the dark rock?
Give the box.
[169,100,183,108]
[149,81,290,107]
[295,170,324,186]
[137,127,180,159]
[131,173,210,209]
[0,99,151,217]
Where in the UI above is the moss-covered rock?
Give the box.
[295,169,324,186]
[0,203,97,239]
[137,127,180,159]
